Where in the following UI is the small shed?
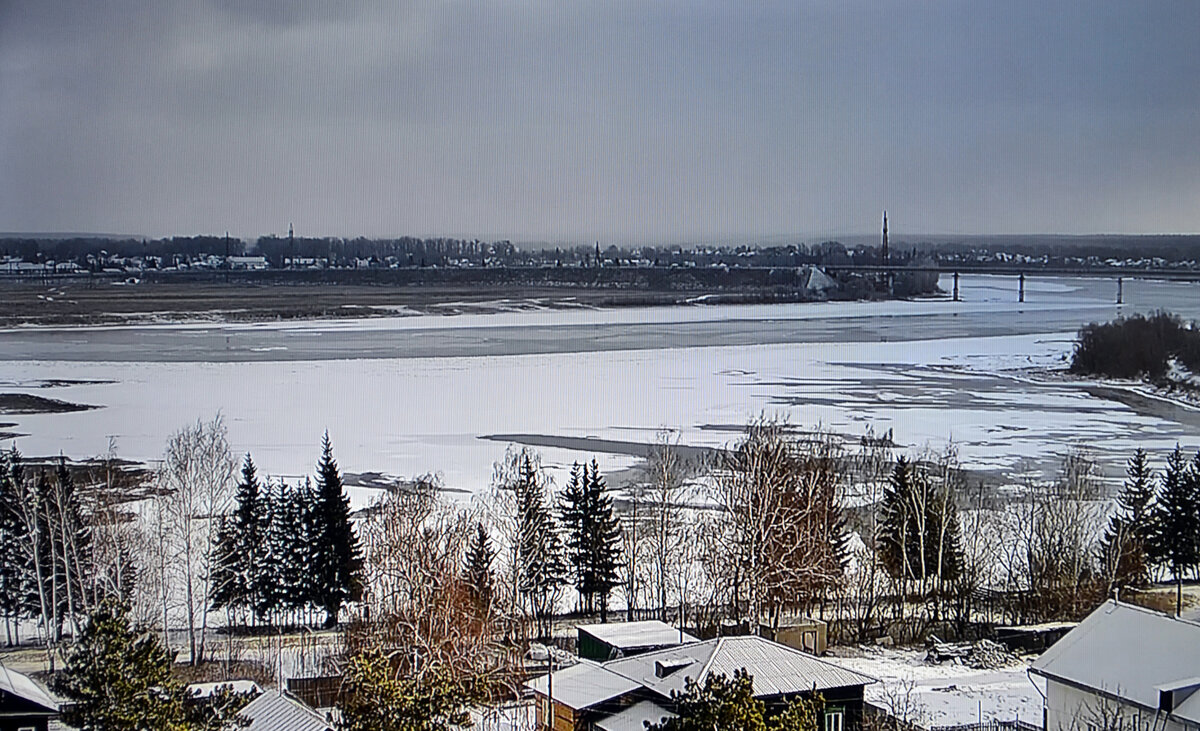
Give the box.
[0,665,59,731]
[759,617,828,655]
[577,620,698,662]
[994,621,1076,654]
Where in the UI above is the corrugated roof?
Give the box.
[239,690,333,731]
[1032,600,1200,724]
[527,636,875,714]
[578,620,699,650]
[607,635,876,699]
[525,661,644,711]
[594,699,676,731]
[0,664,59,713]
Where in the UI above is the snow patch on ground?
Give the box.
[829,646,1044,728]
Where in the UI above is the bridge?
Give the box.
[823,263,1200,303]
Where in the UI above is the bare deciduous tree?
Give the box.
[707,419,847,628]
[154,415,235,665]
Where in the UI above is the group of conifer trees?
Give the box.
[210,434,363,628]
[1100,447,1200,610]
[877,455,962,591]
[559,460,623,619]
[488,452,623,636]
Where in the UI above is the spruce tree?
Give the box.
[255,479,288,623]
[584,460,623,621]
[0,448,36,643]
[310,433,363,628]
[514,452,564,639]
[57,600,189,731]
[1148,447,1200,614]
[289,478,320,618]
[559,463,591,611]
[559,460,623,618]
[211,454,267,619]
[1100,449,1157,590]
[464,522,496,611]
[878,456,914,584]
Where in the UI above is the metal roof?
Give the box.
[239,690,333,731]
[578,620,699,650]
[1031,600,1200,724]
[528,636,875,714]
[0,664,59,713]
[604,635,876,700]
[594,699,676,731]
[524,660,644,711]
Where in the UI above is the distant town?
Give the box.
[2,231,1199,277]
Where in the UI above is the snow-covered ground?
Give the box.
[830,646,1045,728]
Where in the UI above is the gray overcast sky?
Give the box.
[2,1,1198,243]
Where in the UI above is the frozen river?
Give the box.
[2,274,1200,500]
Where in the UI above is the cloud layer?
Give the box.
[2,1,1198,241]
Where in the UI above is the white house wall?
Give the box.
[1044,679,1194,731]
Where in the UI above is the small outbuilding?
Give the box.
[993,621,1076,654]
[577,620,699,662]
[0,665,59,731]
[759,617,829,656]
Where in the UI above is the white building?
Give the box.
[1031,600,1200,731]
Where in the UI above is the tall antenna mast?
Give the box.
[881,211,889,264]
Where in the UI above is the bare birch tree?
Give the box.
[642,431,697,621]
[708,419,848,629]
[156,415,234,665]
[354,475,509,691]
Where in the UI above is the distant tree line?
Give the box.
[2,234,935,271]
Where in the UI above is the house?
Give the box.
[1031,600,1200,731]
[527,635,875,731]
[238,690,333,731]
[0,665,59,731]
[577,621,699,662]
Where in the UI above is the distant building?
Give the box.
[227,256,269,270]
[527,635,875,731]
[0,665,60,731]
[1031,600,1200,731]
[576,620,698,662]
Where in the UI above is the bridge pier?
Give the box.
[953,272,960,302]
[1117,277,1123,305]
[1018,273,1025,303]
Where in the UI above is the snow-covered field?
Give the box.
[831,647,1045,728]
[2,275,1200,504]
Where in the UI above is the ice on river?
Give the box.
[3,329,1197,507]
